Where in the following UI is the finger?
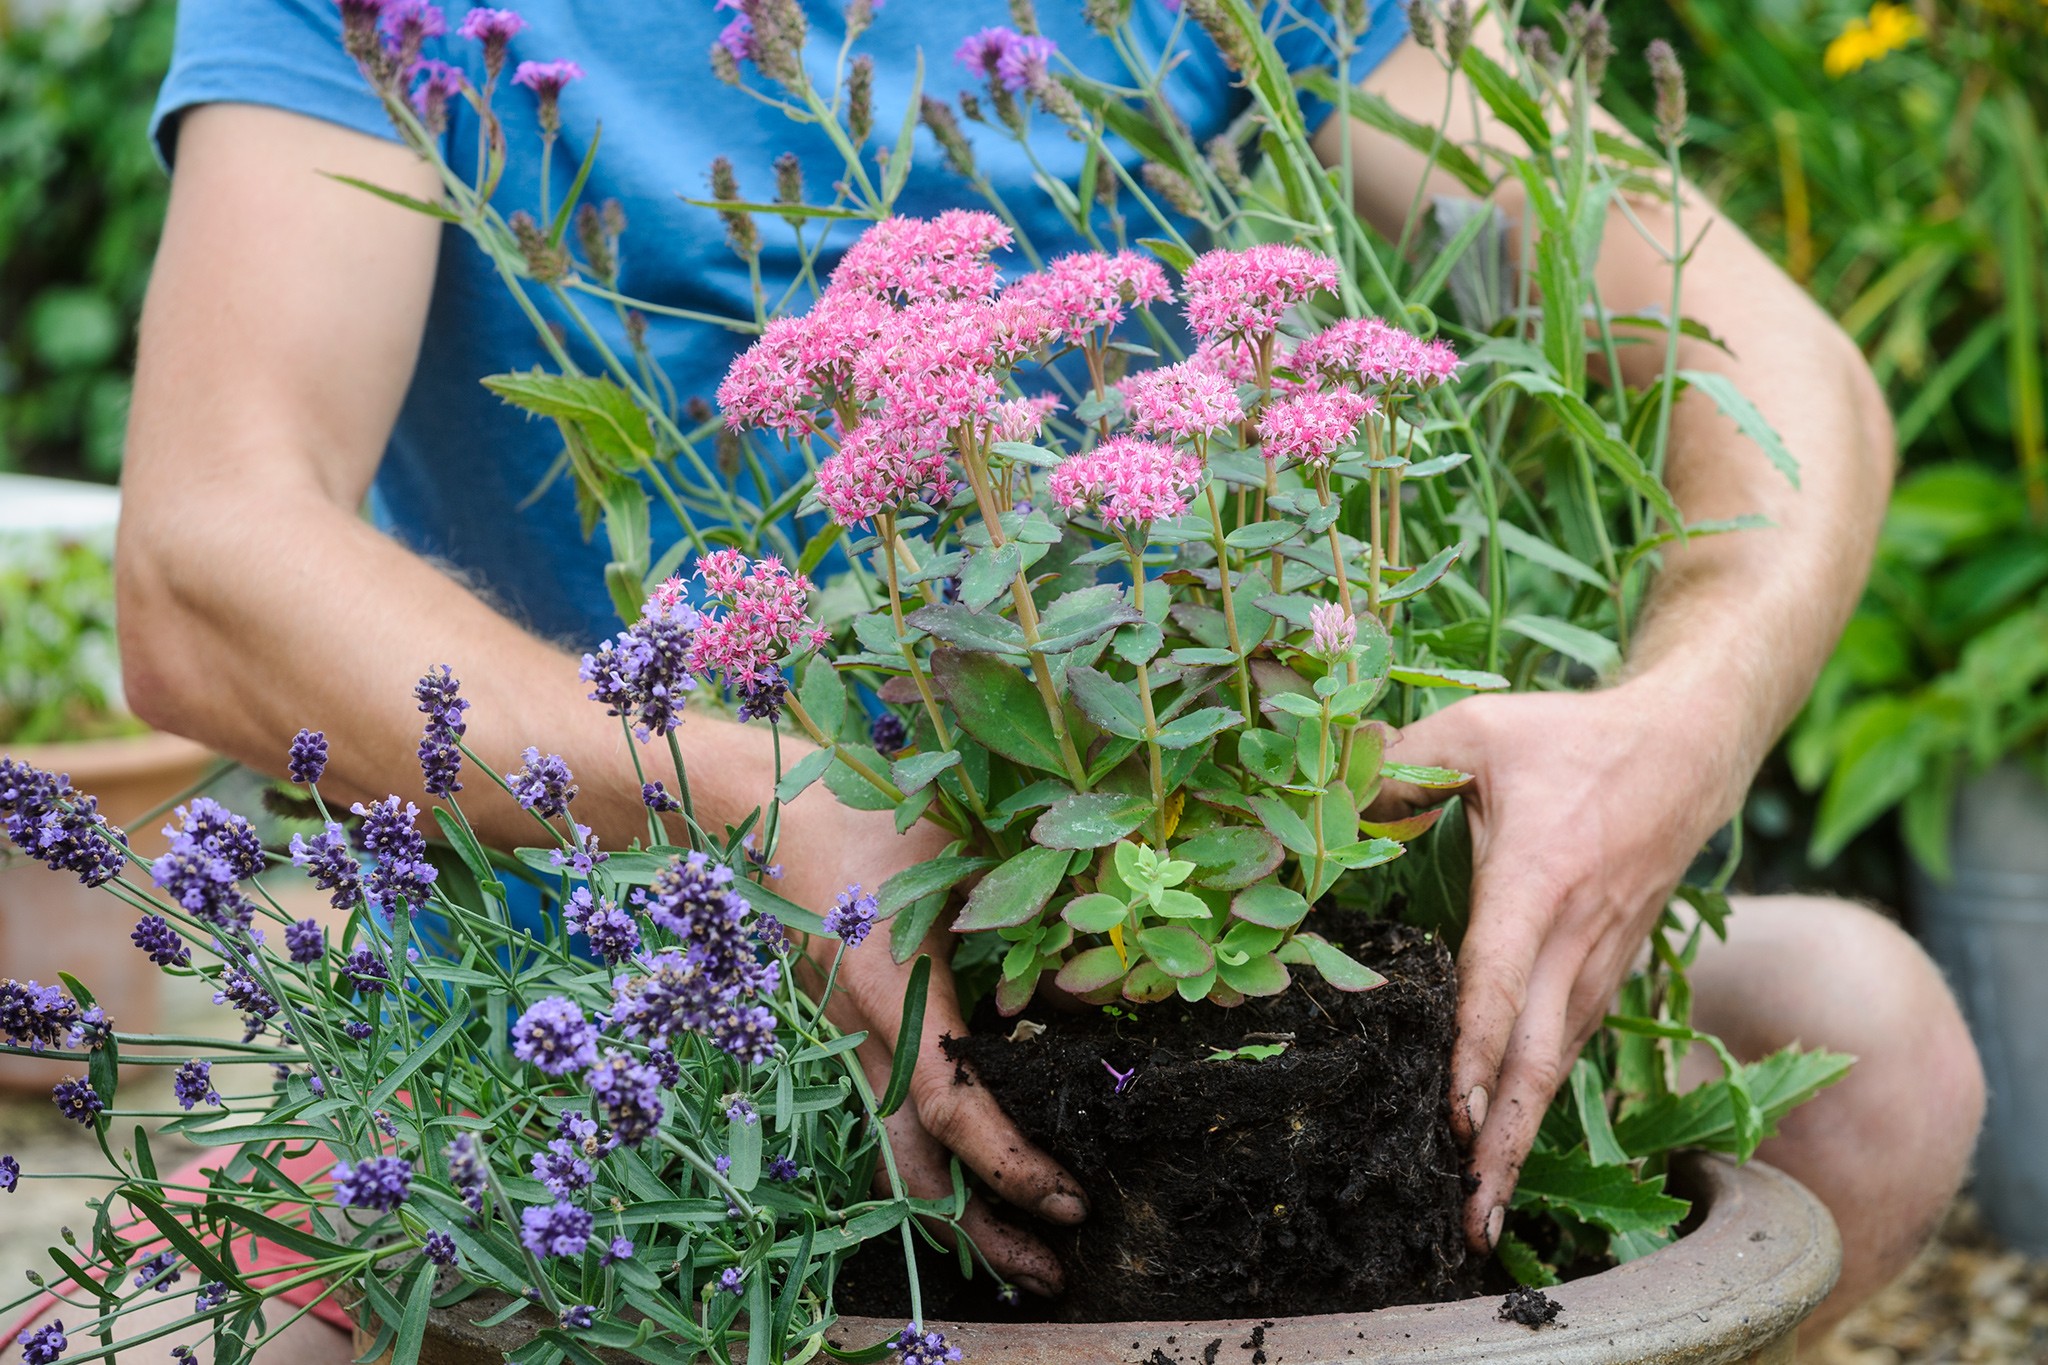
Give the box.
[1463,947,1580,1252]
[1447,862,1553,1148]
[1362,710,1480,822]
[850,1018,1066,1296]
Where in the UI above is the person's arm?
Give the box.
[1313,35,1893,1251]
[117,102,1082,1293]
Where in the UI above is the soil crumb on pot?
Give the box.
[894,917,1476,1322]
[1498,1285,1563,1327]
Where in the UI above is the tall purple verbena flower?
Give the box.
[51,1076,102,1126]
[519,1200,593,1258]
[173,1060,220,1112]
[457,6,526,81]
[333,1155,413,1211]
[511,59,583,136]
[131,914,191,968]
[414,666,469,798]
[288,729,329,785]
[508,748,577,818]
[512,997,600,1076]
[823,884,878,950]
[410,57,466,133]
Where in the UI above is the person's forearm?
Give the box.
[1600,186,1894,814]
[117,475,801,854]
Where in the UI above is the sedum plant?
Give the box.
[0,4,1859,1363]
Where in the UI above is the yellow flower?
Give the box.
[1823,2,1925,76]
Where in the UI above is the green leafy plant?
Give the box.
[0,533,142,744]
[0,0,173,479]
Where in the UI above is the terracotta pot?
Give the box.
[354,1153,1839,1365]
[0,730,217,1091]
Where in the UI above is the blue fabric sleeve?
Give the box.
[150,0,398,168]
[1278,0,1410,134]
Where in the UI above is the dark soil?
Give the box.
[1498,1285,1563,1327]
[844,916,1476,1322]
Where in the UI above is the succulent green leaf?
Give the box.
[1032,792,1154,849]
[1135,925,1215,978]
[953,845,1070,931]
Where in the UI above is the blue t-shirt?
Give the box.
[153,0,1405,648]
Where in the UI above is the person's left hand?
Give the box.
[777,792,1087,1299]
[1364,673,1750,1252]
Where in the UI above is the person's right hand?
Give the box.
[778,792,1087,1299]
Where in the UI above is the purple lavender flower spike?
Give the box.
[519,1200,593,1258]
[0,979,83,1053]
[0,758,126,887]
[508,748,577,818]
[718,1268,745,1296]
[890,1323,963,1364]
[195,1281,229,1312]
[868,712,908,754]
[17,1320,67,1365]
[549,824,606,877]
[823,884,878,950]
[560,1305,595,1330]
[290,822,363,910]
[51,1076,102,1126]
[213,969,279,1026]
[531,1138,594,1197]
[288,729,329,785]
[766,1155,800,1182]
[414,666,469,798]
[600,1235,634,1265]
[423,1230,459,1266]
[724,1095,757,1125]
[584,1049,665,1147]
[333,1155,413,1211]
[581,590,699,740]
[512,997,600,1076]
[640,781,681,812]
[343,944,393,996]
[285,918,326,963]
[565,888,641,966]
[446,1133,488,1212]
[350,797,438,915]
[131,914,191,968]
[133,1250,181,1292]
[173,1060,220,1112]
[0,1154,19,1192]
[344,1020,374,1041]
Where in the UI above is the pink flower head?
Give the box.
[1120,362,1244,442]
[456,6,525,43]
[956,27,1027,89]
[1002,251,1174,346]
[1048,436,1204,529]
[717,292,895,436]
[409,58,466,130]
[1308,602,1357,660]
[513,57,583,98]
[1258,388,1374,469]
[1181,244,1339,343]
[687,554,829,684]
[986,393,1062,445]
[1289,317,1462,393]
[994,33,1058,92]
[828,211,1014,305]
[847,304,1005,431]
[1190,336,1260,386]
[815,417,957,525]
[716,14,755,62]
[380,0,446,47]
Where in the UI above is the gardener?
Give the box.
[105,0,1978,1350]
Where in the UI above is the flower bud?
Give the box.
[1646,39,1688,145]
[1308,602,1358,662]
[773,151,804,207]
[1184,0,1259,74]
[708,157,760,260]
[1405,0,1434,51]
[1519,25,1559,75]
[711,41,742,85]
[509,210,570,283]
[1028,69,1087,132]
[576,203,616,283]
[959,88,986,123]
[846,0,875,40]
[624,310,648,351]
[717,428,745,480]
[1206,132,1246,194]
[685,396,714,425]
[1010,0,1041,34]
[920,97,978,178]
[848,55,874,144]
[1442,0,1471,65]
[1083,0,1131,35]
[746,0,809,90]
[1142,161,1205,218]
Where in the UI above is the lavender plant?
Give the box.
[0,2,1861,1359]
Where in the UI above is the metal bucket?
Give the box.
[1913,761,2048,1256]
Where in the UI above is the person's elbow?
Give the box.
[114,491,206,739]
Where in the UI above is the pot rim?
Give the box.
[4,730,214,783]
[829,1152,1840,1364]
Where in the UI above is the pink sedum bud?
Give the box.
[1308,602,1358,661]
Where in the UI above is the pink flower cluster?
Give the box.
[1005,251,1173,345]
[828,210,1014,304]
[954,26,1056,93]
[987,394,1061,446]
[1048,437,1204,528]
[1121,362,1244,441]
[685,552,829,682]
[1258,388,1375,469]
[1182,244,1339,343]
[1308,602,1358,659]
[814,420,956,526]
[1288,317,1461,392]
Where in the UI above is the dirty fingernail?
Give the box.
[1484,1204,1505,1250]
[1040,1192,1087,1224]
[1466,1086,1489,1134]
[1014,1275,1054,1298]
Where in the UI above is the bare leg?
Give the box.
[1681,894,1985,1341]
